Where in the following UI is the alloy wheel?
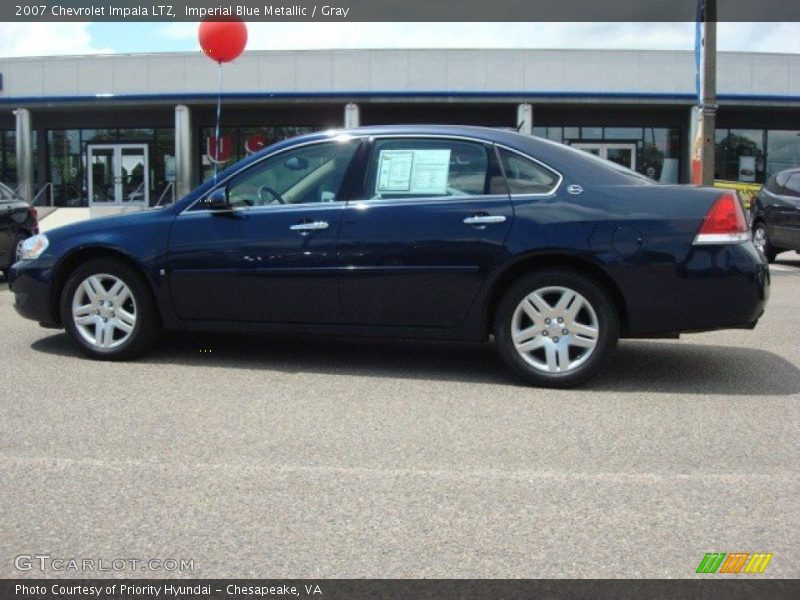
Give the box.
[511,286,599,373]
[752,224,767,253]
[71,273,137,350]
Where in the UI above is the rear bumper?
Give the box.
[8,259,59,327]
[620,242,770,336]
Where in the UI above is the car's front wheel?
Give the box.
[752,221,778,262]
[60,257,160,360]
[494,270,619,388]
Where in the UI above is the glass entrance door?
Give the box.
[573,143,637,170]
[87,144,149,206]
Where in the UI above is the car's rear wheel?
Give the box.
[494,270,619,388]
[752,222,778,262]
[60,257,160,360]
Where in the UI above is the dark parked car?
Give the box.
[9,126,769,387]
[0,182,38,279]
[751,167,800,262]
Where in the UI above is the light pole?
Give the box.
[692,0,717,186]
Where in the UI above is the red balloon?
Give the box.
[198,20,248,63]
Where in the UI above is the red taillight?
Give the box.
[693,192,750,245]
[28,207,39,233]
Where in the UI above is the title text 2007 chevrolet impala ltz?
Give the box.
[9,126,769,387]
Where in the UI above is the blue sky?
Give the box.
[0,22,798,57]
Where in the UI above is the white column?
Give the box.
[14,108,33,202]
[175,105,193,198]
[516,103,533,136]
[344,103,360,129]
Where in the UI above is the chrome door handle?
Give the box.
[463,215,506,225]
[290,221,329,231]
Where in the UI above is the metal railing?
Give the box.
[31,182,54,207]
[155,182,175,207]
[126,182,146,203]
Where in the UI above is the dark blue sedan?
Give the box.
[9,126,769,387]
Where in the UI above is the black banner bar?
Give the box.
[4,0,800,22]
[2,580,800,600]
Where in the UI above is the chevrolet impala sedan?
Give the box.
[9,126,769,387]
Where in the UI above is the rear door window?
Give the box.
[363,138,506,200]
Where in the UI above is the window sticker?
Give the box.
[376,149,451,196]
[376,150,413,192]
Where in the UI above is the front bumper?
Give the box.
[8,258,60,327]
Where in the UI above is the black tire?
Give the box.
[493,269,619,388]
[752,221,778,263]
[60,257,160,360]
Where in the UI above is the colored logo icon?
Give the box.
[696,552,773,574]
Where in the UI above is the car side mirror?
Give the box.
[200,187,230,212]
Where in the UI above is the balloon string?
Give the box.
[213,62,223,185]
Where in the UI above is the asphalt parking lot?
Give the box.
[1,256,798,579]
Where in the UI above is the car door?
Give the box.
[337,136,513,328]
[774,173,800,247]
[168,138,362,323]
[0,184,17,268]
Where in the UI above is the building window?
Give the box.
[714,129,765,183]
[46,128,174,207]
[1,129,39,198]
[199,126,316,183]
[642,127,681,183]
[1,130,16,187]
[48,130,82,206]
[540,126,680,183]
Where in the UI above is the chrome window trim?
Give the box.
[180,135,365,215]
[347,194,512,208]
[181,131,565,214]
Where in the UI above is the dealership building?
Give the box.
[0,47,799,209]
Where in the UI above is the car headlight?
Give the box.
[18,234,49,260]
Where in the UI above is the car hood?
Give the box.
[43,206,175,242]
